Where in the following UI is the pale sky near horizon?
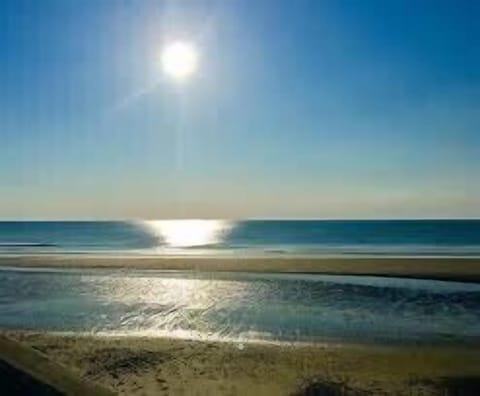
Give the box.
[1,0,479,219]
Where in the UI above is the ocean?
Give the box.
[0,219,479,257]
[1,220,479,344]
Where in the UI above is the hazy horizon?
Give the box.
[1,0,479,219]
[1,217,479,222]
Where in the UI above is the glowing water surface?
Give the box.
[2,220,480,257]
[141,219,233,248]
[0,268,479,344]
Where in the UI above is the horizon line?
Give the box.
[0,217,479,222]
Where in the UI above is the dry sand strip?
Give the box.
[5,332,480,396]
[0,335,115,396]
[1,256,480,283]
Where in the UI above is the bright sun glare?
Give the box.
[160,41,198,81]
[142,220,232,248]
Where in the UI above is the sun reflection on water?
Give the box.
[141,219,233,248]
[86,273,254,339]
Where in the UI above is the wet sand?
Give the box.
[1,255,480,282]
[3,331,480,395]
[1,257,479,394]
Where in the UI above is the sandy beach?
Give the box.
[1,257,479,394]
[1,331,479,395]
[2,0,478,390]
[1,255,480,282]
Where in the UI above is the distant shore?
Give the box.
[1,255,480,282]
[3,331,480,395]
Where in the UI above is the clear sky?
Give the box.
[1,0,479,219]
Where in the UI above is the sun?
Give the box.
[160,41,198,81]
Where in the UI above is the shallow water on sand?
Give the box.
[0,267,479,344]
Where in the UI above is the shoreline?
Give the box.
[3,331,480,395]
[1,255,480,283]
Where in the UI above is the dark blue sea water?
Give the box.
[0,220,479,257]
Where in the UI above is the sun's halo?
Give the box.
[160,41,198,81]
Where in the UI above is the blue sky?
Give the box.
[0,0,478,219]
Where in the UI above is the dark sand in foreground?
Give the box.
[1,256,480,282]
[2,332,480,395]
[0,334,113,395]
